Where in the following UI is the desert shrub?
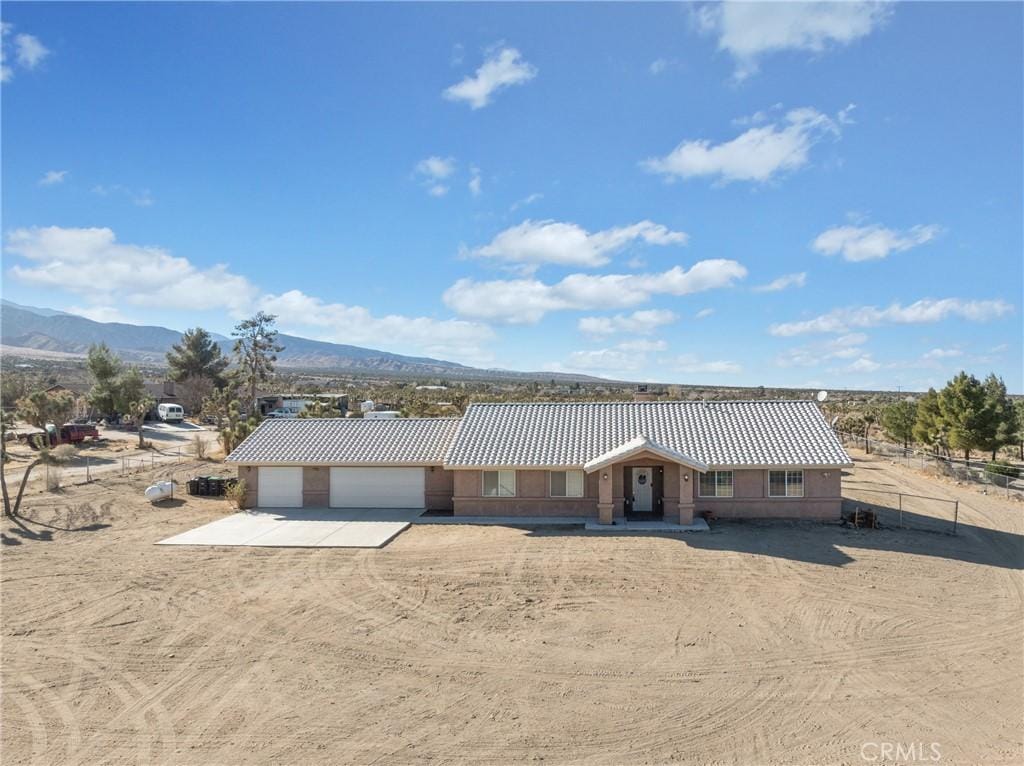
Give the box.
[45,463,63,491]
[192,433,208,460]
[984,460,1020,479]
[225,478,247,509]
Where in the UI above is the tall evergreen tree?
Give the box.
[881,399,918,450]
[166,327,229,387]
[938,372,988,461]
[980,373,1018,460]
[232,312,284,414]
[86,343,123,417]
[913,388,947,455]
[1015,399,1024,461]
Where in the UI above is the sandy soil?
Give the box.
[2,453,1021,765]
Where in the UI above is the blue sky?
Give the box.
[2,2,1021,391]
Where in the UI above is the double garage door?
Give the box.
[257,467,425,509]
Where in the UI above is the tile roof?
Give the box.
[444,401,852,469]
[226,417,461,465]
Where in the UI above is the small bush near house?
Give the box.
[984,460,1020,479]
[225,479,247,509]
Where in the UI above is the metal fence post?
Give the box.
[953,500,959,535]
[899,493,903,529]
[86,457,90,483]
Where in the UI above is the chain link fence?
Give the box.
[841,487,960,535]
[837,431,1024,501]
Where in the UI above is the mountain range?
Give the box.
[0,300,601,382]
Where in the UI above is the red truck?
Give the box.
[20,423,100,449]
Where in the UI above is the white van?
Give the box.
[157,403,185,422]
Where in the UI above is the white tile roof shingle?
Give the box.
[225,417,461,465]
[444,401,852,469]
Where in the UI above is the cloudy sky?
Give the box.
[3,2,1021,391]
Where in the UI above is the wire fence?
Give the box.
[837,431,1024,501]
[841,486,960,535]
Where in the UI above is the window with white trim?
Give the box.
[769,470,804,497]
[482,470,516,497]
[698,470,734,498]
[550,470,585,497]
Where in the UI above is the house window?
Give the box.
[482,470,516,497]
[698,470,734,498]
[550,470,584,497]
[769,470,804,497]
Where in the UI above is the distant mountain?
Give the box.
[0,301,603,381]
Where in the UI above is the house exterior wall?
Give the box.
[302,467,329,508]
[693,468,842,520]
[237,465,258,509]
[453,469,600,516]
[425,467,454,511]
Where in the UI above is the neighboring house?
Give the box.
[226,400,852,523]
[144,381,182,418]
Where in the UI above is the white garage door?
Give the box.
[330,467,425,509]
[258,467,303,508]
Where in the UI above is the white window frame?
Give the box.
[482,470,516,497]
[698,470,734,498]
[769,470,805,498]
[549,469,585,498]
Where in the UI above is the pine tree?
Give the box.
[881,399,917,450]
[938,372,988,461]
[913,388,947,455]
[167,327,229,387]
[86,343,123,417]
[980,373,1018,460]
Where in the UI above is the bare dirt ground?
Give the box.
[2,453,1021,765]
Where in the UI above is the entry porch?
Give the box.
[584,436,708,526]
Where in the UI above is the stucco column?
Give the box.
[678,468,695,525]
[597,469,614,524]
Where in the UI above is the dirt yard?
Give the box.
[2,453,1021,765]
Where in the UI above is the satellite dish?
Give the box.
[816,390,829,403]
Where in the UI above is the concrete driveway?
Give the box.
[157,508,424,548]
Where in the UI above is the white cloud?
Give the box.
[66,305,133,324]
[642,106,847,184]
[468,166,482,197]
[752,271,807,292]
[257,290,496,366]
[695,1,890,80]
[5,226,259,315]
[2,24,50,83]
[415,155,455,196]
[3,225,498,366]
[649,58,673,75]
[670,354,742,375]
[578,309,678,337]
[510,192,543,212]
[847,355,881,373]
[465,219,688,270]
[922,347,962,360]
[775,333,869,367]
[91,183,156,207]
[444,259,747,323]
[769,298,1014,336]
[37,170,67,187]
[443,46,537,109]
[812,222,942,261]
[695,308,715,319]
[563,339,669,376]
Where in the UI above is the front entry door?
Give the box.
[632,467,653,512]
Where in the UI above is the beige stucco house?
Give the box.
[225,400,852,524]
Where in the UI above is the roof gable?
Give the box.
[583,436,709,473]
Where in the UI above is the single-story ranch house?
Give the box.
[226,400,853,524]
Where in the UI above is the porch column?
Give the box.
[678,468,695,525]
[597,469,614,524]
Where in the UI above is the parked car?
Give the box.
[265,408,299,419]
[20,423,100,449]
[157,403,185,423]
